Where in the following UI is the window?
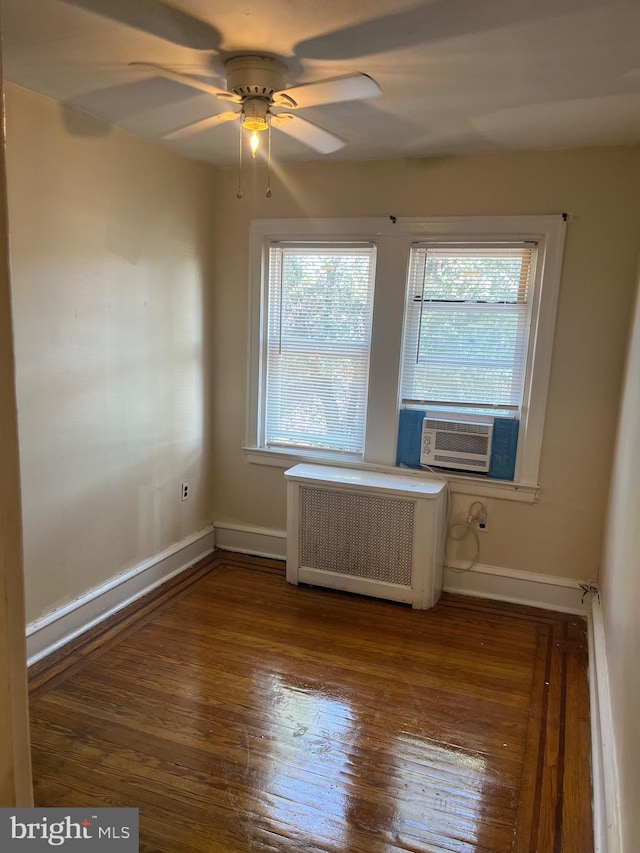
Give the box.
[401,244,535,413]
[265,243,376,454]
[247,216,566,497]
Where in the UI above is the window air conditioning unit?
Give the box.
[421,411,494,473]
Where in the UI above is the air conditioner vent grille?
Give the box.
[424,419,491,435]
[434,454,487,467]
[436,432,490,455]
[300,486,414,586]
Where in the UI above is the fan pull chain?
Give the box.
[266,117,272,198]
[236,122,244,199]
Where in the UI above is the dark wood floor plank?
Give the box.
[29,551,593,852]
[28,554,223,696]
[561,616,593,852]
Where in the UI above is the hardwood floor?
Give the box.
[29,552,593,852]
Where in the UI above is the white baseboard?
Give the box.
[588,596,621,853]
[26,526,215,667]
[443,559,588,614]
[212,522,589,614]
[214,521,286,560]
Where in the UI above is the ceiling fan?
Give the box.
[131,54,382,156]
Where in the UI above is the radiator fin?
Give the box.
[300,486,414,586]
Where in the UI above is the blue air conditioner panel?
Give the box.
[487,417,519,480]
[396,409,424,469]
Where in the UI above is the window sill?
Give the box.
[243,447,539,504]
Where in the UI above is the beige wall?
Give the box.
[599,271,640,852]
[211,148,640,582]
[0,75,32,802]
[5,85,216,624]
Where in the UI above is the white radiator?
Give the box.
[284,464,446,610]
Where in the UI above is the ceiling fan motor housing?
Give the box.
[225,55,288,103]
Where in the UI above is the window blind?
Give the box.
[401,244,536,409]
[265,243,376,453]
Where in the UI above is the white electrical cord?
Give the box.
[467,500,485,521]
[443,497,485,573]
[419,469,484,574]
[444,520,480,573]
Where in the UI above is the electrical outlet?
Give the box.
[474,504,488,532]
[181,481,190,501]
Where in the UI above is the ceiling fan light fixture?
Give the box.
[241,97,269,132]
[144,52,379,198]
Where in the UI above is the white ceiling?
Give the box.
[2,0,640,166]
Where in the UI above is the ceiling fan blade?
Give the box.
[274,74,381,109]
[272,114,346,154]
[58,0,222,51]
[130,62,241,102]
[163,112,239,141]
[296,0,599,61]
[295,5,434,60]
[271,115,294,127]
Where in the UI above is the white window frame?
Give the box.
[246,216,566,502]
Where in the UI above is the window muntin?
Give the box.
[264,243,376,454]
